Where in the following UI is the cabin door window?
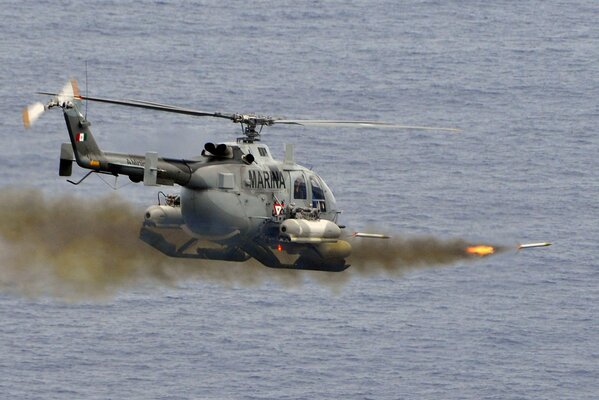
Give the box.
[310,176,326,212]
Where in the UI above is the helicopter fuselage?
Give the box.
[179,140,339,240]
[138,140,348,270]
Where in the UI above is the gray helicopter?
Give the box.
[23,80,460,272]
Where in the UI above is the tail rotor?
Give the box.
[22,79,80,128]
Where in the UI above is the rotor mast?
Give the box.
[233,114,275,143]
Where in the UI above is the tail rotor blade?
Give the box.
[22,102,46,128]
[56,79,80,104]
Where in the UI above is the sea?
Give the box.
[1,1,598,399]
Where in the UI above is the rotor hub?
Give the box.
[234,114,275,142]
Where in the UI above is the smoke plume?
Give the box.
[0,188,306,298]
[0,188,499,298]
[348,236,503,275]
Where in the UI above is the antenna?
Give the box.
[84,61,88,118]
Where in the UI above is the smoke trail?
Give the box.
[0,188,501,298]
[0,188,303,299]
[347,236,505,276]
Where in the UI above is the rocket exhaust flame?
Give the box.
[465,245,496,257]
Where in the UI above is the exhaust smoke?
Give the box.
[0,188,506,299]
[348,236,506,276]
[0,188,303,298]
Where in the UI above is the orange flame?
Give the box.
[465,245,495,257]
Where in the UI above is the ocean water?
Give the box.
[1,1,598,398]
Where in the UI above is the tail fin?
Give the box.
[62,100,104,167]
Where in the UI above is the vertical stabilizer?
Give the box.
[63,104,104,168]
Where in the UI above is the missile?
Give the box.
[352,232,390,239]
[517,242,552,250]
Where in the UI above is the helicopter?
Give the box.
[23,80,462,272]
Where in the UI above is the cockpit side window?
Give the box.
[310,176,326,211]
[293,177,307,199]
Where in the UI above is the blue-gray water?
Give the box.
[1,1,598,398]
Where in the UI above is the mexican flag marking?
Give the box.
[76,132,87,142]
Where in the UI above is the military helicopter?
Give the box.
[23,80,462,272]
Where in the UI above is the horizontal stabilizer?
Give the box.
[59,143,74,176]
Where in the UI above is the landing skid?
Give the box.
[140,225,349,271]
[139,226,249,262]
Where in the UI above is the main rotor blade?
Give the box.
[35,88,460,132]
[36,92,237,122]
[273,119,461,131]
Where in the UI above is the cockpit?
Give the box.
[293,176,307,199]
